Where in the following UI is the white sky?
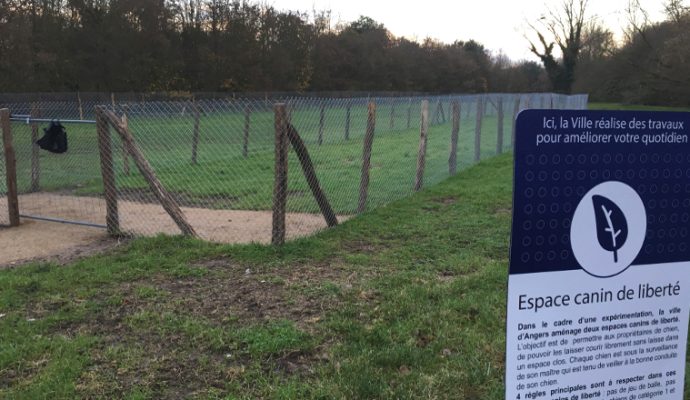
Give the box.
[268,0,667,61]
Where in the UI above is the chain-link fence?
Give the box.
[0,93,588,242]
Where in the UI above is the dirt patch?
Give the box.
[0,220,121,268]
[137,258,354,326]
[0,193,347,267]
[432,196,457,206]
[340,239,382,254]
[68,258,358,398]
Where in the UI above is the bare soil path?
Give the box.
[0,193,339,266]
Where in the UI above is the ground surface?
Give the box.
[0,193,336,266]
[1,151,688,399]
[0,154,514,399]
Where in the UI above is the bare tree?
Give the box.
[664,0,690,22]
[527,0,588,93]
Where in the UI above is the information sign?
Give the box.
[506,110,690,400]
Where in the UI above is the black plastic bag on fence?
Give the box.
[37,121,68,153]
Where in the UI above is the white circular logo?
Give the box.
[570,181,646,277]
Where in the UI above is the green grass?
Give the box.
[5,102,511,213]
[0,153,513,399]
[1,148,689,398]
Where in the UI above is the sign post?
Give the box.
[506,110,690,400]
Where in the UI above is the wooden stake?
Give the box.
[1,109,19,227]
[30,103,41,192]
[272,104,289,245]
[496,97,504,155]
[345,101,351,140]
[414,100,429,191]
[318,102,325,146]
[448,101,461,175]
[286,124,338,227]
[191,101,201,164]
[101,108,198,237]
[242,106,251,158]
[121,113,130,176]
[474,96,484,163]
[512,96,521,148]
[433,100,440,125]
[77,92,84,120]
[95,107,120,235]
[357,102,376,213]
[438,100,446,123]
[389,102,395,129]
[406,98,412,129]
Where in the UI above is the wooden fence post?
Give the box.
[474,96,484,163]
[438,100,446,124]
[414,100,429,191]
[272,104,289,245]
[448,100,461,175]
[111,93,116,108]
[286,125,338,227]
[318,102,325,146]
[102,109,198,237]
[389,102,395,129]
[121,113,130,176]
[357,101,376,213]
[191,101,201,164]
[496,97,504,155]
[512,96,521,148]
[243,106,251,158]
[95,107,120,235]
[432,100,440,125]
[77,92,84,120]
[30,103,41,192]
[1,109,19,227]
[345,101,351,140]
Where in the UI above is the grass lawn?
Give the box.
[1,154,513,399]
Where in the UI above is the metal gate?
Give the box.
[2,104,108,230]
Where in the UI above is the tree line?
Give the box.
[0,0,547,94]
[528,0,690,106]
[573,1,690,106]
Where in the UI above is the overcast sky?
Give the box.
[269,0,667,61]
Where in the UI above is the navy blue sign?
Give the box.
[510,110,690,275]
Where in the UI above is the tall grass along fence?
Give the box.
[0,93,588,244]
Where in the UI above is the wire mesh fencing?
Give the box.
[0,92,588,242]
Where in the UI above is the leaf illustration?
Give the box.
[592,195,628,263]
